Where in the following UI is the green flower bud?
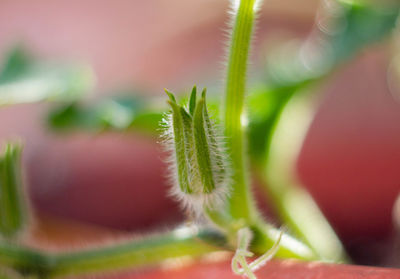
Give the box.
[162,87,230,215]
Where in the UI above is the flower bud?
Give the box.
[163,87,230,215]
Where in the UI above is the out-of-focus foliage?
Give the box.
[0,267,24,279]
[245,0,400,261]
[0,143,28,240]
[0,47,94,106]
[48,90,226,134]
[266,0,399,88]
[46,1,400,162]
[45,0,400,167]
[48,95,163,134]
[247,0,400,164]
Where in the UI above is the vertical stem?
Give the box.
[219,1,318,261]
[224,0,258,221]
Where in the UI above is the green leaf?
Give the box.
[0,47,31,83]
[48,95,163,133]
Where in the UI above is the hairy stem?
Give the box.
[216,1,319,262]
[0,228,226,278]
[224,0,258,222]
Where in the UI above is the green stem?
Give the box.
[249,224,316,260]
[215,0,318,262]
[0,228,226,278]
[0,242,50,276]
[259,90,348,262]
[224,0,258,223]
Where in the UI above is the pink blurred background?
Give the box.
[0,0,399,262]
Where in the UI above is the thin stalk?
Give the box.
[249,224,315,260]
[224,0,258,223]
[0,228,226,278]
[0,242,50,276]
[216,0,319,261]
[259,90,349,262]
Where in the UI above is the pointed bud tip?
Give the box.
[189,85,197,115]
[200,88,207,102]
[164,89,176,103]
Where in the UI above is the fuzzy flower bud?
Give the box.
[162,86,230,215]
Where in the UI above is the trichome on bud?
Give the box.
[162,86,230,216]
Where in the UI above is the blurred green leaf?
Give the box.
[0,143,28,240]
[48,95,163,134]
[47,88,224,134]
[266,1,399,88]
[0,47,31,83]
[46,1,400,151]
[247,83,310,164]
[248,0,400,163]
[0,46,95,106]
[245,0,399,261]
